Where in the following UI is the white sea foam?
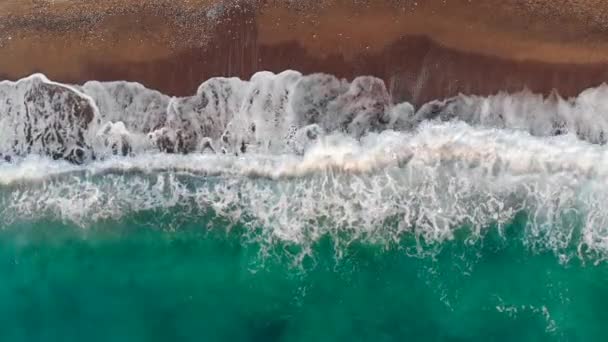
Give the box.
[3,71,608,161]
[0,74,101,162]
[0,122,607,262]
[4,71,608,261]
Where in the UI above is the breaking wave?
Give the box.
[4,70,608,162]
[2,71,608,262]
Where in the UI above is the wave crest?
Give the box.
[6,70,607,163]
[1,122,608,262]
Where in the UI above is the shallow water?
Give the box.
[1,212,607,341]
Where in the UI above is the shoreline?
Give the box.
[2,0,608,104]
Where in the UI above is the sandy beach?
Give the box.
[2,0,608,103]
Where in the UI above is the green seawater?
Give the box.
[1,212,607,341]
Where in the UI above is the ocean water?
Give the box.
[1,71,608,340]
[1,213,607,341]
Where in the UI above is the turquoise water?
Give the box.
[1,211,606,341]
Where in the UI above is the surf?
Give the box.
[3,70,608,163]
[2,70,608,264]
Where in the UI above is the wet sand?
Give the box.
[2,0,608,104]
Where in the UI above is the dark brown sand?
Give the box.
[3,0,608,104]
